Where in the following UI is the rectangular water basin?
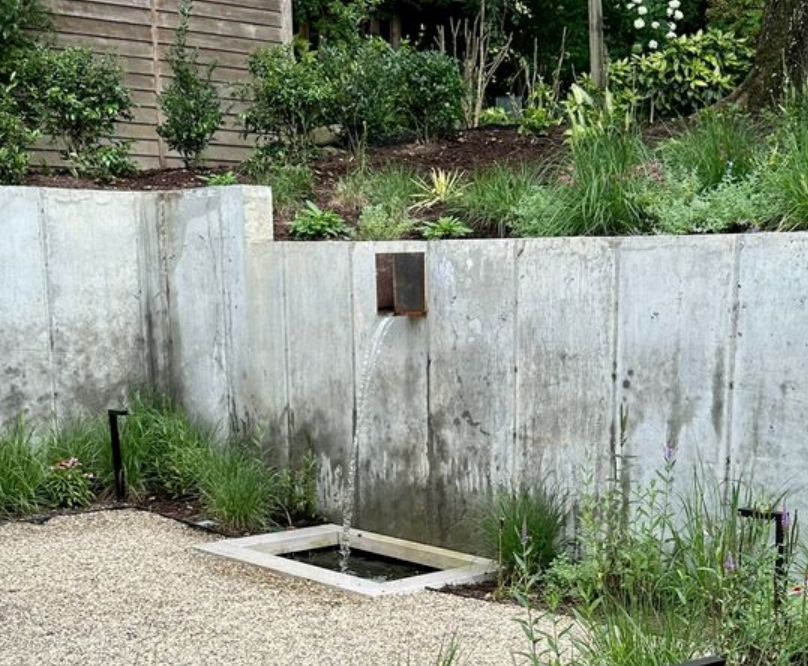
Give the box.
[196,524,496,597]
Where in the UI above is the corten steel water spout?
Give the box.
[375,253,427,316]
[108,408,129,502]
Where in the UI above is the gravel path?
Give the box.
[0,510,575,666]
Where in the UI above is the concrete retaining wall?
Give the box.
[2,185,806,549]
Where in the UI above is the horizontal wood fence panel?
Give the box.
[44,0,289,168]
[48,0,152,26]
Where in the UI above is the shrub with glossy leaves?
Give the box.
[158,0,223,169]
[0,78,38,184]
[20,46,133,174]
[609,29,753,118]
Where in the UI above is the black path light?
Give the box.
[107,408,129,502]
[671,659,726,666]
[737,505,791,609]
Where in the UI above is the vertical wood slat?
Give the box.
[42,0,289,168]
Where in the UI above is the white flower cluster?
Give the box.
[624,0,684,49]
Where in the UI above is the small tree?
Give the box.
[158,0,223,169]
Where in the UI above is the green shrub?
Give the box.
[0,419,44,516]
[289,201,348,239]
[420,216,473,240]
[44,416,109,486]
[158,0,223,169]
[479,106,513,126]
[451,164,540,234]
[509,185,571,237]
[20,46,133,176]
[352,204,415,241]
[0,78,37,184]
[518,82,562,135]
[201,171,238,186]
[0,0,50,70]
[278,447,318,524]
[198,442,279,532]
[662,107,760,190]
[706,0,765,43]
[241,44,330,162]
[609,29,754,119]
[396,48,464,142]
[74,142,136,180]
[319,38,400,151]
[479,486,567,583]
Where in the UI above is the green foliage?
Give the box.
[0,0,50,69]
[396,48,464,142]
[242,146,314,209]
[608,29,754,119]
[293,0,381,45]
[412,168,468,210]
[479,106,513,126]
[478,486,567,584]
[518,82,562,135]
[335,165,420,213]
[648,171,775,234]
[0,419,44,516]
[44,417,110,486]
[451,164,540,234]
[120,391,210,499]
[319,38,401,151]
[706,0,765,43]
[201,171,238,186]
[662,107,760,190]
[762,124,808,230]
[241,43,330,162]
[0,78,38,184]
[158,0,223,169]
[41,457,95,508]
[74,142,136,180]
[420,215,473,240]
[353,204,415,241]
[20,46,133,175]
[278,447,318,524]
[514,127,650,237]
[290,201,348,239]
[198,442,279,532]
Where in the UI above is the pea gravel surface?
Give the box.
[0,510,575,666]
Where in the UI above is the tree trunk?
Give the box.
[733,0,808,108]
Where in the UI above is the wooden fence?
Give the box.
[41,0,293,168]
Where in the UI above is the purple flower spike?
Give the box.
[724,552,736,572]
[782,501,791,529]
[663,444,675,463]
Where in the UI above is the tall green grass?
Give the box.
[662,108,761,190]
[0,419,45,516]
[334,165,420,214]
[450,164,540,235]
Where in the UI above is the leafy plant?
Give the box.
[0,0,50,71]
[278,446,318,524]
[396,48,464,142]
[420,216,473,240]
[479,106,513,126]
[41,457,95,508]
[289,201,348,239]
[0,418,44,516]
[661,107,761,190]
[241,43,330,163]
[353,204,415,241]
[201,171,238,186]
[74,142,136,179]
[319,38,401,153]
[158,0,223,169]
[19,46,133,176]
[608,29,754,119]
[412,169,468,210]
[518,81,562,135]
[0,76,38,184]
[706,0,765,43]
[763,123,808,230]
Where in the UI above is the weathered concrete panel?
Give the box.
[351,242,429,541]
[731,234,808,513]
[283,242,354,515]
[427,240,517,547]
[516,238,616,497]
[0,188,53,423]
[164,189,230,427]
[615,236,736,491]
[42,189,151,416]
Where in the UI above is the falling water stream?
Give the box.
[339,315,395,573]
